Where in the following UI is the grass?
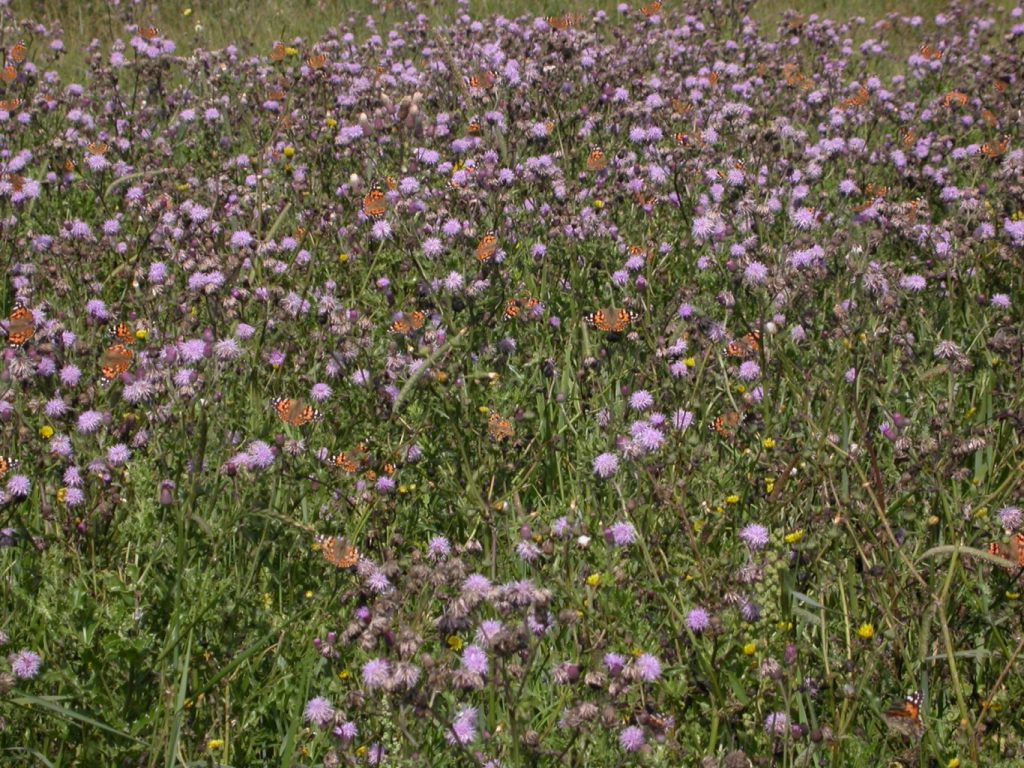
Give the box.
[1,0,1023,766]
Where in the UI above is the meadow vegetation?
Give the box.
[1,0,1024,766]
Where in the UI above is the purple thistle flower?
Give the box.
[10,649,41,679]
[738,360,761,381]
[304,696,335,726]
[446,706,478,745]
[629,389,654,411]
[362,658,390,689]
[999,506,1022,532]
[107,444,131,466]
[462,645,489,675]
[246,441,275,470]
[229,230,254,248]
[634,653,662,682]
[740,524,770,551]
[764,711,791,737]
[687,607,711,633]
[86,299,109,321]
[6,475,30,498]
[427,536,451,560]
[592,452,619,479]
[607,521,637,547]
[77,410,105,434]
[620,725,645,752]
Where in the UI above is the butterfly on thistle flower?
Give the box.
[503,297,541,321]
[87,142,109,157]
[726,330,761,358]
[306,54,328,70]
[0,98,21,112]
[328,444,370,474]
[640,0,662,17]
[270,42,287,62]
[466,69,498,90]
[317,535,360,569]
[99,343,134,382]
[138,26,160,40]
[272,397,322,427]
[882,692,924,739]
[362,187,387,218]
[475,232,499,263]
[109,322,137,345]
[586,145,608,172]
[585,307,637,336]
[5,305,35,347]
[390,310,426,335]
[980,135,1010,158]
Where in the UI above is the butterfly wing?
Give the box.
[100,344,134,380]
[883,693,924,739]
[362,188,387,218]
[319,535,359,569]
[475,233,498,262]
[0,455,18,480]
[7,305,35,346]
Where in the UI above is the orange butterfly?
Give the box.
[919,44,941,61]
[5,304,34,346]
[362,187,387,218]
[329,445,369,473]
[503,297,540,321]
[318,535,360,569]
[487,411,515,442]
[100,343,134,381]
[0,455,18,480]
[139,26,160,40]
[865,183,889,198]
[988,533,1024,569]
[467,120,482,135]
[0,98,21,112]
[390,310,426,334]
[87,142,109,156]
[882,692,924,739]
[0,65,16,84]
[994,76,1010,93]
[63,158,76,173]
[475,232,498,262]
[981,109,998,128]
[980,135,1010,158]
[547,14,574,30]
[671,98,694,116]
[266,88,286,101]
[109,322,137,345]
[2,173,24,192]
[902,129,915,147]
[9,41,26,64]
[943,90,968,108]
[270,42,287,62]
[272,397,322,427]
[727,330,761,358]
[708,411,744,438]
[640,0,662,16]
[841,87,869,109]
[385,176,398,191]
[307,54,327,70]
[468,70,497,89]
[585,307,636,334]
[586,146,608,171]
